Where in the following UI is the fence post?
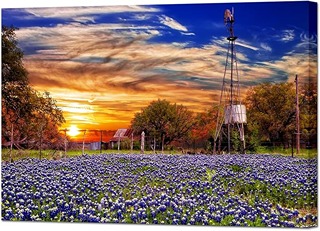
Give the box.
[131,132,133,153]
[118,133,121,152]
[291,134,294,158]
[82,129,87,155]
[161,134,165,154]
[141,131,145,154]
[64,128,67,158]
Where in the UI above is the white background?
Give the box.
[0,0,318,231]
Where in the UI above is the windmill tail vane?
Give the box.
[224,7,234,24]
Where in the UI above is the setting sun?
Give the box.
[67,125,80,137]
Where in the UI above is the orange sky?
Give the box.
[5,4,316,142]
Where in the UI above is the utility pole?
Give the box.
[295,74,300,155]
[64,128,67,158]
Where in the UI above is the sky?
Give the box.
[1,0,318,138]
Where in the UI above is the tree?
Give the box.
[300,82,317,148]
[2,26,28,85]
[131,99,194,152]
[244,82,296,148]
[1,82,36,158]
[2,26,31,157]
[28,91,65,157]
[2,26,65,159]
[186,107,217,152]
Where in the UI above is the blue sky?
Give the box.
[1,1,317,130]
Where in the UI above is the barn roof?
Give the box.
[109,128,133,142]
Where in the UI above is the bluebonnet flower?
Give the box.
[158,205,166,212]
[1,154,317,227]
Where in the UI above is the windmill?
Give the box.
[213,8,247,154]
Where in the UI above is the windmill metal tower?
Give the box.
[213,8,247,154]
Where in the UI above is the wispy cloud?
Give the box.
[210,36,259,52]
[73,16,96,24]
[181,32,195,36]
[236,40,259,51]
[24,5,160,20]
[158,15,188,32]
[133,14,153,21]
[260,43,272,52]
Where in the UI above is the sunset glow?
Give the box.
[67,125,80,137]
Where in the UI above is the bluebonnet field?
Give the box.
[1,154,317,227]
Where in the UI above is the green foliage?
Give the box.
[220,175,317,211]
[299,82,317,148]
[220,215,234,226]
[2,26,34,141]
[244,121,261,152]
[244,82,296,147]
[229,164,243,172]
[244,81,317,151]
[206,168,216,182]
[247,217,265,227]
[1,148,61,161]
[112,138,132,150]
[131,165,159,175]
[2,25,28,85]
[117,157,131,164]
[131,99,194,149]
[255,146,317,158]
[132,140,141,150]
[230,130,242,152]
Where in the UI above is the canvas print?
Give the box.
[1,0,317,228]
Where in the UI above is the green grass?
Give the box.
[221,175,317,211]
[255,146,317,159]
[229,164,243,172]
[1,146,317,162]
[1,148,181,162]
[206,168,216,182]
[132,165,159,174]
[1,148,57,161]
